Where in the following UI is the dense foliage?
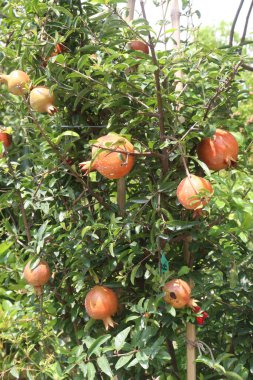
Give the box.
[0,0,252,379]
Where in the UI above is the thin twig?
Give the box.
[203,61,242,120]
[57,63,150,110]
[229,0,244,46]
[25,101,110,210]
[92,144,163,158]
[240,0,253,46]
[140,0,168,174]
[166,339,181,380]
[6,160,32,243]
[241,62,253,71]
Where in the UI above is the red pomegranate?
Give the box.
[85,285,118,330]
[193,305,209,326]
[197,129,238,170]
[177,174,213,211]
[79,133,135,179]
[163,279,196,309]
[128,40,149,54]
[0,70,30,95]
[23,260,51,295]
[29,86,57,115]
[0,128,12,149]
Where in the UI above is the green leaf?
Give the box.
[10,367,19,379]
[114,326,131,351]
[86,362,96,380]
[178,266,190,276]
[52,131,80,144]
[136,350,149,369]
[115,354,133,370]
[225,372,244,380]
[0,241,14,256]
[130,263,141,285]
[97,355,113,377]
[87,334,111,357]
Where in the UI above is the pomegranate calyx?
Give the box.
[0,74,9,83]
[103,316,118,330]
[34,285,43,296]
[187,298,198,309]
[47,105,58,116]
[79,161,94,175]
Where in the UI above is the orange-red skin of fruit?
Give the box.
[177,174,213,210]
[85,286,118,330]
[163,279,191,309]
[197,129,238,170]
[129,40,149,54]
[85,285,118,320]
[0,131,12,148]
[23,260,51,287]
[29,86,57,115]
[80,134,135,179]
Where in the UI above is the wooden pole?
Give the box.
[186,323,196,380]
[126,0,136,22]
[171,1,196,378]
[117,0,136,217]
[183,239,196,379]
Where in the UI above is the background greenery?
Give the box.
[0,0,252,379]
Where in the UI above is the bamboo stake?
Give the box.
[171,0,183,93]
[126,0,136,22]
[117,0,136,217]
[171,1,196,378]
[186,322,196,380]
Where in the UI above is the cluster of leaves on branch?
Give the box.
[0,0,252,379]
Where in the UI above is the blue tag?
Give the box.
[161,253,169,273]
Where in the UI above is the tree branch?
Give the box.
[25,101,110,210]
[241,62,253,71]
[6,160,32,243]
[140,0,168,174]
[240,0,253,46]
[167,339,181,380]
[203,61,242,120]
[92,144,163,159]
[229,0,244,46]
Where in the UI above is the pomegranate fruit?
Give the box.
[0,70,30,95]
[193,305,209,326]
[163,279,196,309]
[29,86,57,115]
[23,260,51,295]
[197,129,238,170]
[79,133,135,179]
[129,40,149,54]
[0,128,12,148]
[84,285,118,330]
[177,174,213,211]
